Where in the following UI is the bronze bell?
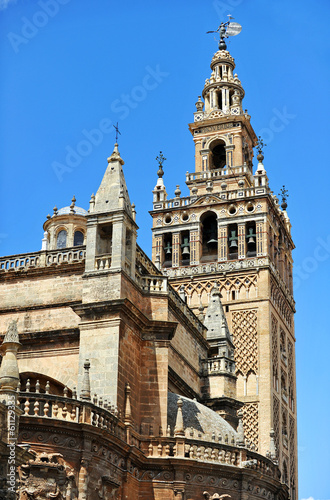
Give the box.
[164,242,172,255]
[229,230,238,248]
[247,227,256,245]
[181,237,190,256]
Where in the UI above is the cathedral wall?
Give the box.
[117,321,142,425]
[0,306,80,335]
[78,320,120,404]
[168,314,206,396]
[18,350,79,390]
[0,270,83,310]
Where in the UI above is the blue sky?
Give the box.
[1,0,329,497]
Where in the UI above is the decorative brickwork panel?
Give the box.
[218,226,227,261]
[271,314,279,392]
[232,309,258,376]
[172,233,180,267]
[256,221,263,256]
[172,275,258,307]
[273,395,280,461]
[289,415,296,496]
[288,339,294,411]
[238,223,245,259]
[270,278,293,327]
[242,402,259,450]
[190,231,198,265]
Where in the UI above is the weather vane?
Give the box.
[156,151,166,178]
[256,136,267,155]
[279,185,289,210]
[207,15,242,50]
[113,122,121,143]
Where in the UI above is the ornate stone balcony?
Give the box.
[0,246,86,272]
[147,436,280,481]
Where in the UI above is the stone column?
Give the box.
[84,219,98,272]
[233,133,243,166]
[111,220,125,270]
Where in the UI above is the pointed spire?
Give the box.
[204,283,232,341]
[0,320,21,392]
[93,143,132,217]
[107,142,124,166]
[80,359,91,401]
[174,398,184,436]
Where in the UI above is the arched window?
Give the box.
[163,234,172,267]
[210,140,226,170]
[201,212,218,262]
[74,230,84,246]
[56,230,67,249]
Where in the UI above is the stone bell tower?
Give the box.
[150,40,297,498]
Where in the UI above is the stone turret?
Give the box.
[85,143,138,280]
[203,283,236,400]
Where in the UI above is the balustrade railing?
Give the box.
[168,286,205,335]
[18,388,125,442]
[0,246,86,272]
[203,356,235,376]
[137,274,168,293]
[146,436,278,478]
[95,253,112,270]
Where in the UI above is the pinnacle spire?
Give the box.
[204,283,232,342]
[92,143,132,217]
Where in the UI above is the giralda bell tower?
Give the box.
[150,23,298,498]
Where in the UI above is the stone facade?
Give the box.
[0,34,294,500]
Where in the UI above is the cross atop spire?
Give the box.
[113,122,121,143]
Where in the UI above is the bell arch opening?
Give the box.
[200,211,218,262]
[210,140,226,170]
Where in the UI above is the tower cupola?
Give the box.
[194,50,244,122]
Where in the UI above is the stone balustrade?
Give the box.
[95,253,112,270]
[203,356,235,376]
[136,245,162,276]
[136,274,168,293]
[168,286,205,335]
[185,165,251,182]
[163,257,269,279]
[0,246,86,272]
[18,386,126,442]
[147,437,278,479]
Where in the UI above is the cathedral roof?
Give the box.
[56,206,87,216]
[168,392,237,441]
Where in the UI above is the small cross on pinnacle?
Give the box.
[113,122,121,143]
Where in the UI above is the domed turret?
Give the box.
[42,196,87,250]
